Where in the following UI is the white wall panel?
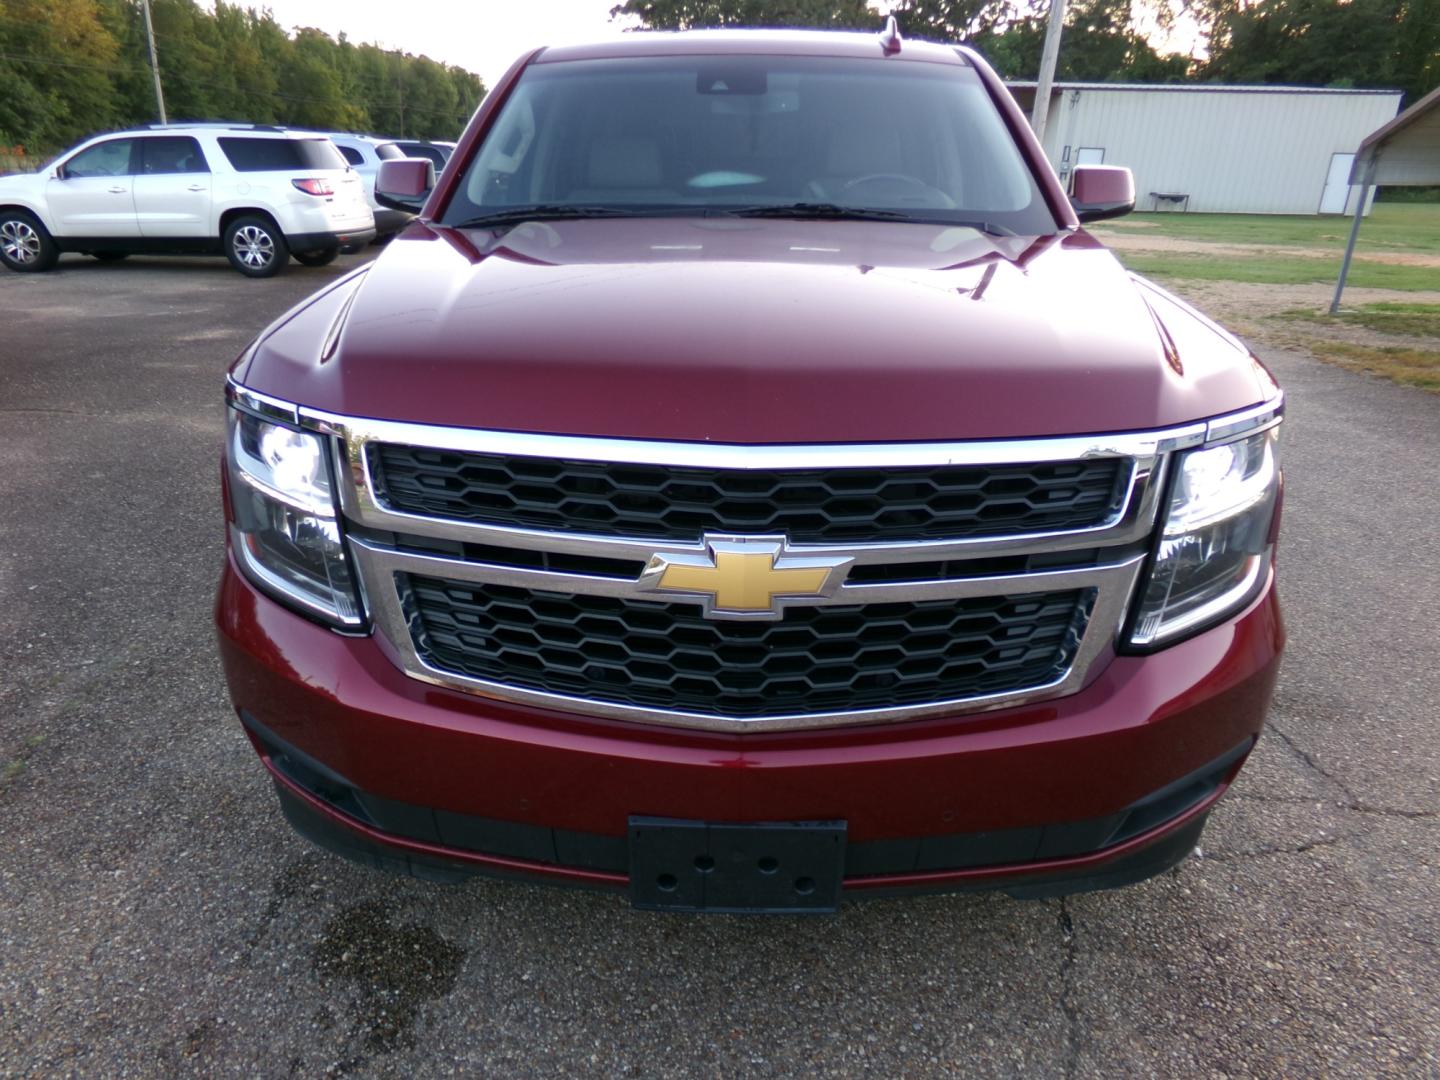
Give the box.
[1011,85,1403,214]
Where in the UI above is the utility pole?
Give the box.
[396,59,406,138]
[141,0,168,124]
[1031,0,1067,144]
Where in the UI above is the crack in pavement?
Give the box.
[241,854,321,959]
[1056,897,1081,1079]
[1198,832,1353,864]
[1264,721,1437,820]
[1349,804,1439,820]
[1266,720,1360,803]
[1232,791,1438,820]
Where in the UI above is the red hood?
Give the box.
[238,217,1269,443]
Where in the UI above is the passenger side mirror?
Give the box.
[1070,165,1135,224]
[375,158,435,214]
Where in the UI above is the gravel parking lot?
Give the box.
[1,252,1437,1078]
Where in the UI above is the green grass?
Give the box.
[0,734,44,794]
[1301,340,1440,392]
[1118,252,1440,291]
[1096,203,1440,254]
[1281,302,1440,338]
[1260,303,1440,393]
[1094,205,1440,392]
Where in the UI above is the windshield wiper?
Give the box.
[449,205,645,229]
[722,202,912,222]
[723,203,1019,236]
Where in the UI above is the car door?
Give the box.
[45,138,139,238]
[133,136,212,239]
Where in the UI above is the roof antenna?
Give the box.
[878,13,902,54]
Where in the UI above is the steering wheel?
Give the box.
[837,173,955,207]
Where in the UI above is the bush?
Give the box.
[1377,186,1440,203]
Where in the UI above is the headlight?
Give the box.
[1129,427,1279,648]
[226,406,364,628]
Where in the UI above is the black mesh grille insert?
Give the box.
[370,446,1129,543]
[402,575,1094,720]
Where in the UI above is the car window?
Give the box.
[336,145,365,167]
[139,136,208,175]
[218,137,348,172]
[398,144,447,168]
[375,143,406,161]
[442,55,1055,234]
[63,139,135,179]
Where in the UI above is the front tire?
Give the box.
[293,247,339,267]
[224,215,288,278]
[0,210,59,273]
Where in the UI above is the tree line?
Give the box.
[614,0,1440,104]
[0,0,487,155]
[4,0,1436,159]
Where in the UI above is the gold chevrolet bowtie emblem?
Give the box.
[639,536,852,620]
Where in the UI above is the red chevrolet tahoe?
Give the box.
[216,28,1284,913]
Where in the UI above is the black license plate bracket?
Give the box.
[629,816,846,914]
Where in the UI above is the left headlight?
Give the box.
[226,406,364,628]
[1128,426,1279,648]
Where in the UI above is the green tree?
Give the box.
[970,0,1192,80]
[612,0,876,29]
[1199,0,1439,103]
[889,0,1020,41]
[0,0,122,147]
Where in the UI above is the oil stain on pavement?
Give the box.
[313,900,467,1059]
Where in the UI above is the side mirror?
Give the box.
[1070,165,1135,224]
[374,158,435,214]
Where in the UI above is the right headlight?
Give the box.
[1128,426,1279,648]
[226,406,364,629]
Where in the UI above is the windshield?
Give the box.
[440,55,1055,233]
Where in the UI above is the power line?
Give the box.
[0,50,143,76]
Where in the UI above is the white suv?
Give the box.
[323,134,421,243]
[0,124,375,277]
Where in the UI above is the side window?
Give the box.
[218,137,346,172]
[62,139,135,179]
[337,145,364,167]
[404,146,447,168]
[139,136,208,175]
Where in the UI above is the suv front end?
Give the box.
[218,378,1282,907]
[216,31,1284,911]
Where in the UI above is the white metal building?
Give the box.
[1006,82,1404,215]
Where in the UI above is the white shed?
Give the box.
[1331,85,1440,309]
[1006,82,1403,215]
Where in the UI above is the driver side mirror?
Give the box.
[375,158,435,214]
[1070,165,1135,224]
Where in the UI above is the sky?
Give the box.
[251,0,642,88]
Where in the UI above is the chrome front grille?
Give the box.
[229,382,1267,732]
[402,575,1097,721]
[368,443,1130,544]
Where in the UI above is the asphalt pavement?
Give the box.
[0,252,1436,1078]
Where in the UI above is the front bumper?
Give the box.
[217,549,1284,901]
